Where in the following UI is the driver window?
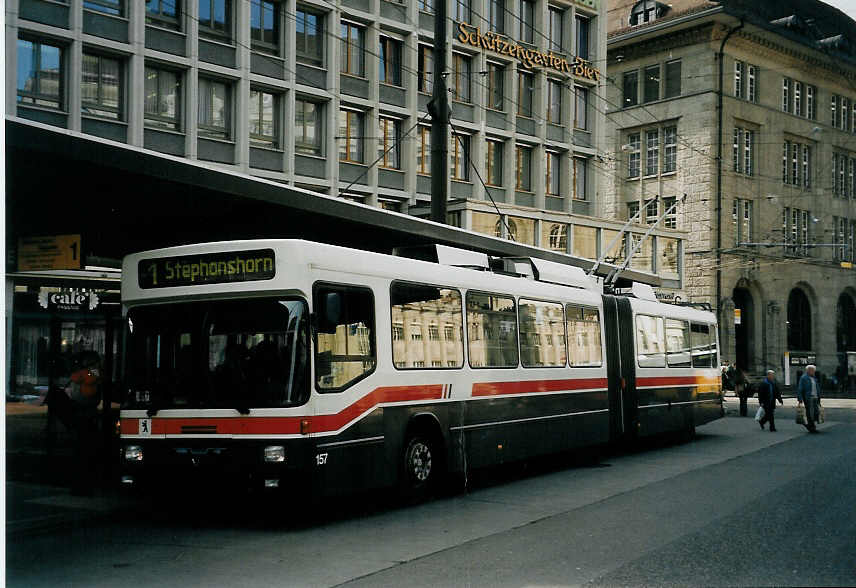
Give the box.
[314,284,376,392]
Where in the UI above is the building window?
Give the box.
[623,70,638,107]
[630,0,661,26]
[251,0,279,54]
[199,0,231,40]
[575,14,589,60]
[249,88,278,148]
[516,145,532,191]
[489,0,504,33]
[662,196,676,229]
[487,62,505,111]
[747,64,757,102]
[546,223,567,251]
[645,198,658,224]
[545,151,560,196]
[81,52,121,120]
[418,45,433,93]
[663,125,677,173]
[146,0,180,29]
[806,85,816,119]
[733,198,752,245]
[16,38,63,110]
[144,66,180,131]
[340,22,365,77]
[452,53,471,102]
[782,77,790,113]
[197,78,230,139]
[627,201,640,221]
[734,60,743,98]
[518,71,533,117]
[296,7,323,66]
[295,98,322,155]
[831,95,839,128]
[548,6,564,53]
[803,144,812,189]
[519,0,534,43]
[732,127,754,176]
[574,86,588,130]
[84,0,123,16]
[455,0,470,22]
[643,64,659,103]
[379,36,402,86]
[485,139,503,186]
[338,109,364,164]
[782,140,810,188]
[664,60,681,98]
[378,116,401,169]
[419,0,433,12]
[547,78,562,124]
[627,132,641,178]
[573,158,587,200]
[417,125,430,174]
[645,129,658,176]
[451,133,470,181]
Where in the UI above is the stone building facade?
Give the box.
[604,0,856,383]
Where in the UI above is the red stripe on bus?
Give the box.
[120,384,444,436]
[472,378,608,397]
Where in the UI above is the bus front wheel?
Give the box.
[401,433,436,501]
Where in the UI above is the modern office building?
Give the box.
[604,0,856,383]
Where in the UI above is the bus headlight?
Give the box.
[124,445,144,462]
[264,445,285,463]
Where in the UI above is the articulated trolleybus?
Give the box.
[119,239,722,497]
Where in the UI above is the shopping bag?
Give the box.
[796,404,806,425]
[754,406,765,421]
[818,405,825,424]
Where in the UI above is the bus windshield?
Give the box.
[123,298,309,410]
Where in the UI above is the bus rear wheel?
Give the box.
[401,434,436,501]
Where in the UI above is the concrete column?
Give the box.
[6,0,20,116]
[185,0,199,158]
[5,278,15,398]
[68,0,83,131]
[127,0,146,147]
[235,0,251,169]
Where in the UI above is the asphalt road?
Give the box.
[7,415,856,587]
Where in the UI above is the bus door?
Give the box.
[602,295,638,442]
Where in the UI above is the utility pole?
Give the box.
[429,0,450,224]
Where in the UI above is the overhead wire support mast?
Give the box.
[428,0,450,225]
[587,196,659,277]
[605,194,687,288]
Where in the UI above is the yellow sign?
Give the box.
[456,22,601,81]
[18,234,82,271]
[734,308,742,325]
[841,261,853,269]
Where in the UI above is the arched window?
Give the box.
[495,218,518,241]
[630,1,667,26]
[787,288,812,350]
[548,224,567,252]
[837,293,856,352]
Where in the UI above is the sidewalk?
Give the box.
[5,402,138,538]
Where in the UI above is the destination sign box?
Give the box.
[138,249,276,289]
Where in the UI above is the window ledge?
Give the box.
[144,125,184,136]
[17,103,67,116]
[251,47,283,60]
[145,22,184,35]
[199,35,235,48]
[250,144,284,153]
[197,135,235,145]
[341,72,368,81]
[486,107,506,115]
[82,114,126,125]
[380,82,405,90]
[453,99,473,106]
[451,179,473,185]
[661,171,677,177]
[295,152,325,160]
[340,160,368,167]
[83,8,129,22]
[295,61,326,72]
[379,166,404,173]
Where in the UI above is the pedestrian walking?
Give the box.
[757,370,783,431]
[797,364,821,434]
[731,363,749,416]
[69,351,102,495]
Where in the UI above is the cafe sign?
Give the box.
[38,287,101,312]
[456,22,601,81]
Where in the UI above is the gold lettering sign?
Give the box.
[456,22,601,82]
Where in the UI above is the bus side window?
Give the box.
[313,284,376,392]
[665,319,691,367]
[566,304,603,367]
[636,314,666,368]
[690,322,715,368]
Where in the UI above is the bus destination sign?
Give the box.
[138,249,276,289]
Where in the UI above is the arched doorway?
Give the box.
[837,293,856,353]
[732,287,754,371]
[787,288,812,351]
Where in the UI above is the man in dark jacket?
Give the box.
[757,370,783,432]
[797,364,821,433]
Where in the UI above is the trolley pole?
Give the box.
[429,0,450,224]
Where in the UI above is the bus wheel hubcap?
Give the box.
[408,441,432,482]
